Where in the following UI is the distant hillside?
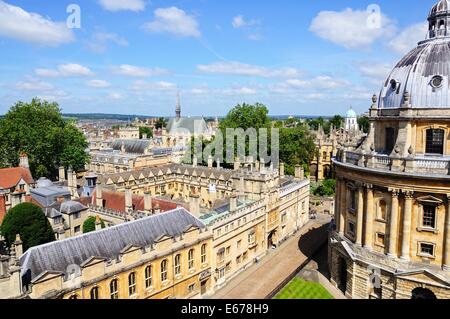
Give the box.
[60,113,331,121]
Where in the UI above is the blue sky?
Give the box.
[0,0,438,116]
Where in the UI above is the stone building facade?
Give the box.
[329,0,450,299]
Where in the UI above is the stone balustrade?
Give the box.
[339,150,450,176]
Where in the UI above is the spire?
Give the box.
[175,90,181,120]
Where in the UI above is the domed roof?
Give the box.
[429,0,450,16]
[36,177,53,188]
[379,1,450,109]
[346,107,357,118]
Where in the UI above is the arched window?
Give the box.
[426,129,445,155]
[201,244,207,264]
[188,249,195,270]
[145,265,153,288]
[378,200,387,221]
[110,279,119,299]
[161,260,168,282]
[174,254,181,275]
[128,272,136,296]
[90,287,99,299]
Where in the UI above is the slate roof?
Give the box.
[19,208,206,282]
[98,163,235,185]
[167,117,209,135]
[0,167,34,189]
[112,139,151,154]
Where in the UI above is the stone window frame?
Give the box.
[417,241,436,259]
[374,232,386,248]
[346,183,357,215]
[416,196,442,233]
[375,197,388,223]
[346,220,356,240]
[421,125,448,156]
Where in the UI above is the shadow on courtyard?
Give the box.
[297,223,330,278]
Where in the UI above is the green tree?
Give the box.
[313,179,336,197]
[139,127,153,139]
[155,117,167,130]
[358,116,370,133]
[329,115,344,130]
[0,98,89,179]
[279,125,317,176]
[82,216,106,233]
[0,203,55,251]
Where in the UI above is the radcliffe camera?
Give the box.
[0,0,448,313]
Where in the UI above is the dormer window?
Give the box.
[431,75,443,88]
[390,79,397,91]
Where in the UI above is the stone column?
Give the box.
[356,185,364,246]
[400,190,414,261]
[339,179,346,234]
[363,184,374,250]
[388,189,400,258]
[443,195,450,271]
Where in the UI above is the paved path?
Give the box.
[211,215,332,299]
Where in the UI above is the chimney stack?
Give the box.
[234,158,240,171]
[72,172,79,199]
[58,167,65,182]
[14,235,23,259]
[189,193,201,218]
[216,158,221,169]
[96,182,103,207]
[67,167,73,189]
[208,155,213,168]
[125,188,133,212]
[230,192,238,212]
[260,158,265,174]
[95,215,102,231]
[144,192,152,215]
[192,155,198,168]
[295,165,305,180]
[279,162,285,177]
[19,152,29,169]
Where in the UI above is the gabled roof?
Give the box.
[20,208,206,282]
[91,189,177,213]
[0,167,34,189]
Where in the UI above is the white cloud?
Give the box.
[16,80,54,91]
[98,0,146,12]
[35,64,94,78]
[309,8,396,49]
[197,61,302,78]
[388,22,428,54]
[108,92,124,100]
[142,7,201,38]
[131,80,177,91]
[112,64,169,77]
[0,0,74,46]
[34,68,60,78]
[232,15,260,29]
[269,76,351,96]
[86,32,129,53]
[87,80,111,88]
[356,61,393,80]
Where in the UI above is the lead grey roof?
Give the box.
[112,139,151,154]
[167,117,209,135]
[59,201,87,214]
[19,208,205,282]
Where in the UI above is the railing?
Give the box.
[338,151,450,176]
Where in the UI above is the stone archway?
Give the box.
[411,287,437,299]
